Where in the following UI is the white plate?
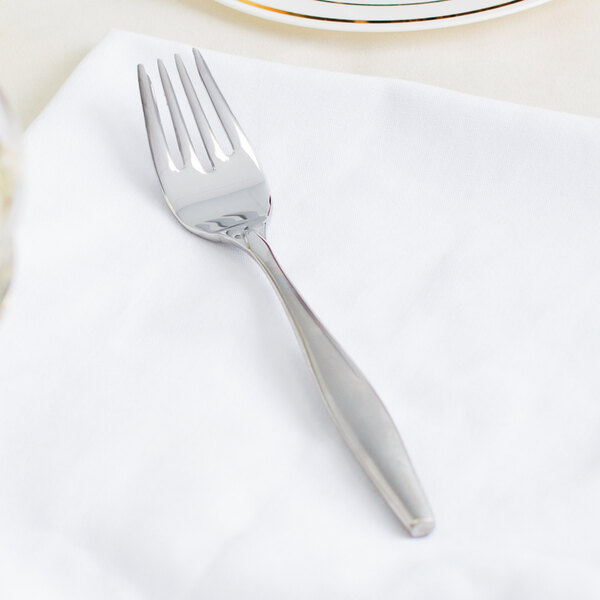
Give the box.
[213,0,552,31]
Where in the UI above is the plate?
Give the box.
[213,0,552,31]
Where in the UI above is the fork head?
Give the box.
[138,49,271,243]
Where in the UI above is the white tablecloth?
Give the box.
[1,0,600,126]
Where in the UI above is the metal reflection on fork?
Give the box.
[137,49,434,537]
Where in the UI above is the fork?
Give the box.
[138,49,435,537]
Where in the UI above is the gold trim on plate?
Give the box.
[232,0,528,23]
[312,0,452,8]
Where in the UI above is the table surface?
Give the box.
[0,0,598,127]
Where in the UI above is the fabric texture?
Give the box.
[1,29,600,598]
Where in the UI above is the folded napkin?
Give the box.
[1,29,600,598]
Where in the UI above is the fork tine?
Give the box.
[175,54,224,166]
[137,64,175,174]
[192,49,248,152]
[157,59,197,168]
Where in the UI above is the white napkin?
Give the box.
[1,29,600,598]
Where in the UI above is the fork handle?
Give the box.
[241,230,434,537]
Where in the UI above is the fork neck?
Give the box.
[230,228,295,302]
[232,228,272,264]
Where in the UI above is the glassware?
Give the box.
[0,91,18,312]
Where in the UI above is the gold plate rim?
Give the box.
[225,0,541,25]
[310,0,452,8]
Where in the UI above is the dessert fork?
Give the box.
[138,50,434,537]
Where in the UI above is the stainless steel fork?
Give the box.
[138,50,434,537]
